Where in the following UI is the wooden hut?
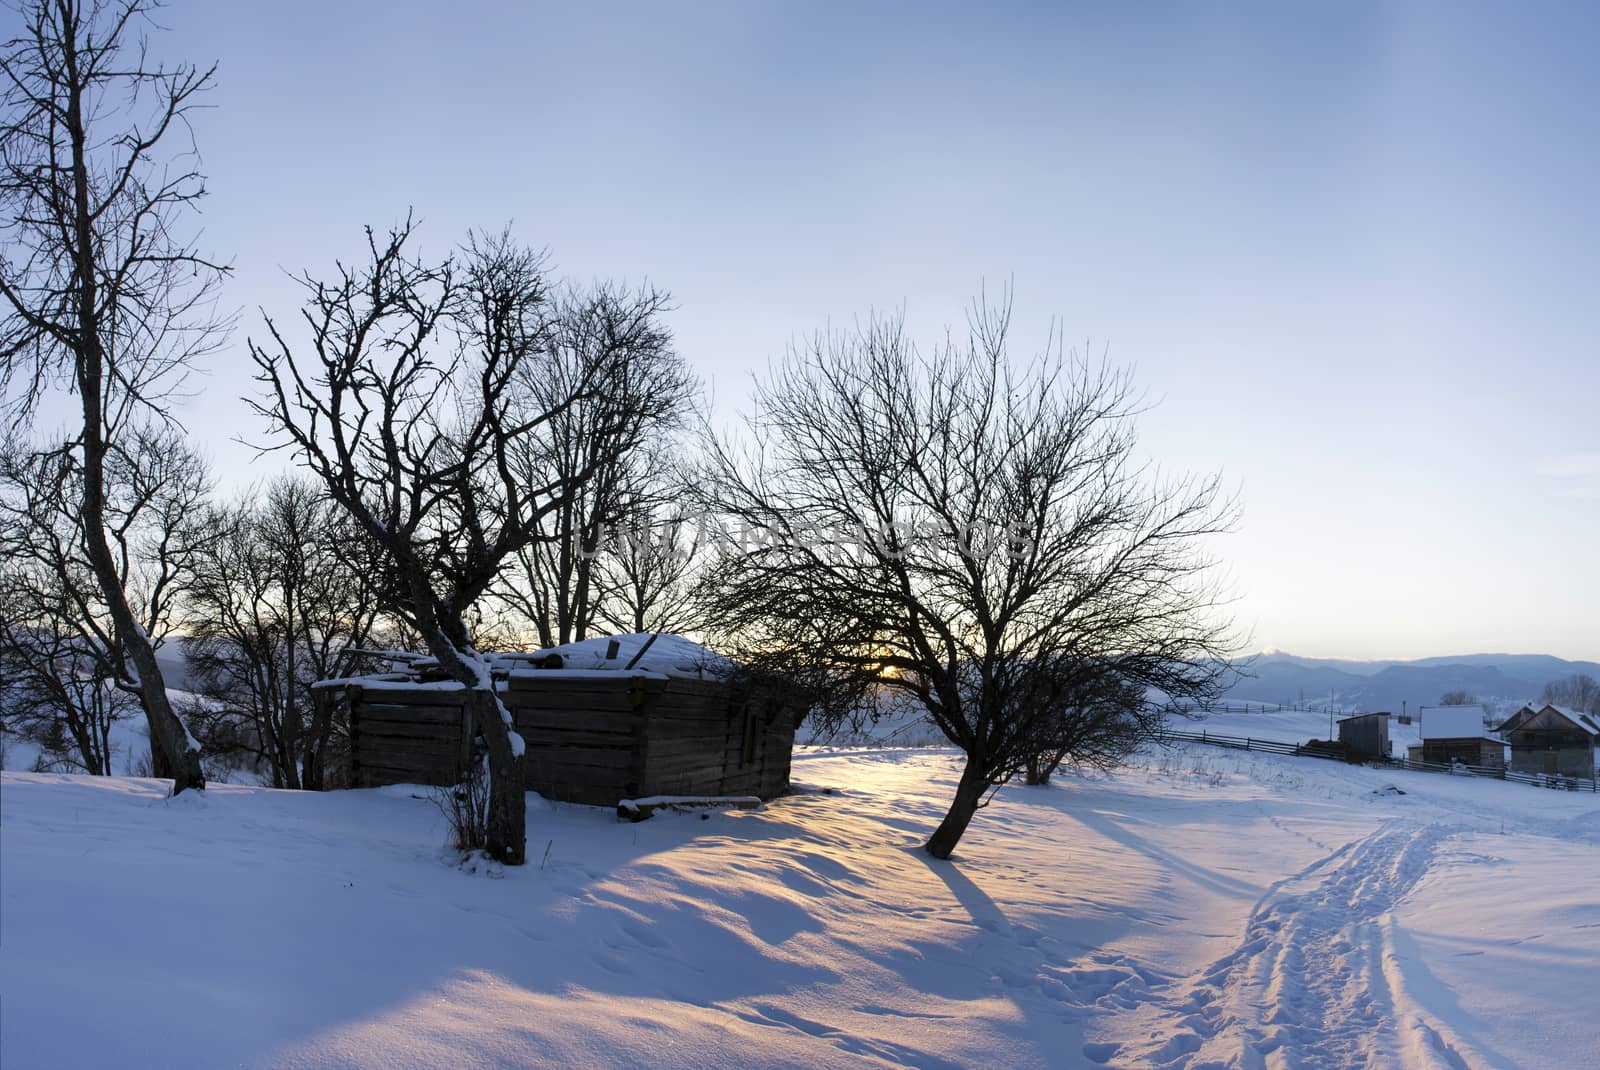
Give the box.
[314,636,800,806]
[1497,704,1599,778]
[1336,712,1391,761]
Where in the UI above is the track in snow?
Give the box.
[1110,822,1487,1070]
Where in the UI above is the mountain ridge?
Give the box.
[1223,651,1600,714]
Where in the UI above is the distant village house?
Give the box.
[1336,712,1391,761]
[1497,703,1599,778]
[1407,704,1505,768]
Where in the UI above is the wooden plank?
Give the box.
[353,688,466,706]
[720,774,762,796]
[644,751,730,771]
[643,761,730,787]
[357,734,464,756]
[643,697,732,713]
[506,689,646,707]
[644,721,738,741]
[514,709,639,731]
[645,736,735,755]
[357,761,460,786]
[524,750,633,768]
[520,701,647,720]
[645,712,736,730]
[656,679,732,698]
[360,703,467,722]
[358,701,464,720]
[519,727,640,749]
[534,785,632,807]
[356,751,463,774]
[506,679,650,702]
[354,719,462,740]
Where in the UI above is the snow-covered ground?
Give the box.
[3,744,1595,1068]
[1179,706,1428,754]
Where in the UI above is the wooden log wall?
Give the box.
[342,672,799,805]
[504,673,650,806]
[637,679,797,800]
[347,685,470,789]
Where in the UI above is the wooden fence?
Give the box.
[1161,728,1598,792]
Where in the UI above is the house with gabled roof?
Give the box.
[1497,703,1600,778]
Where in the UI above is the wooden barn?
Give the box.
[1407,704,1505,768]
[1497,703,1599,778]
[313,635,800,807]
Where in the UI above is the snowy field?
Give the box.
[1180,707,1427,754]
[3,745,1596,1069]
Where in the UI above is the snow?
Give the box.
[1416,705,1494,741]
[1178,706,1422,756]
[335,678,478,692]
[617,795,763,817]
[531,632,731,679]
[507,667,671,682]
[3,743,1598,1069]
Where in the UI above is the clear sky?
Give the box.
[21,1,1596,661]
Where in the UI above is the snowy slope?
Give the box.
[2,746,1596,1069]
[1180,707,1427,755]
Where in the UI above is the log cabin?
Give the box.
[312,634,801,806]
[1497,703,1599,778]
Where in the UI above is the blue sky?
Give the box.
[40,1,1597,660]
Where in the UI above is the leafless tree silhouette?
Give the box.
[695,296,1236,858]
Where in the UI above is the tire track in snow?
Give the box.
[1110,822,1490,1070]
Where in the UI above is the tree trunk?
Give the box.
[302,686,334,791]
[924,759,991,859]
[1024,750,1063,786]
[467,686,526,864]
[62,27,202,794]
[80,435,201,792]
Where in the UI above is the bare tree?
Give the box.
[182,477,388,789]
[695,298,1236,859]
[1540,674,1600,715]
[1438,690,1477,706]
[0,0,227,791]
[494,282,695,647]
[1020,663,1154,787]
[593,481,707,637]
[250,222,645,864]
[0,574,138,774]
[0,427,209,774]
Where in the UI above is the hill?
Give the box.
[1222,651,1600,715]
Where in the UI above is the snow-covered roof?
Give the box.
[1418,705,1492,741]
[1536,704,1600,735]
[313,633,732,689]
[521,633,730,680]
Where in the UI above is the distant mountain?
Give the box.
[154,638,194,693]
[1222,652,1600,717]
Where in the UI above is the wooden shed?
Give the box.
[317,665,799,807]
[1498,703,1599,778]
[1407,704,1504,768]
[1336,712,1391,761]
